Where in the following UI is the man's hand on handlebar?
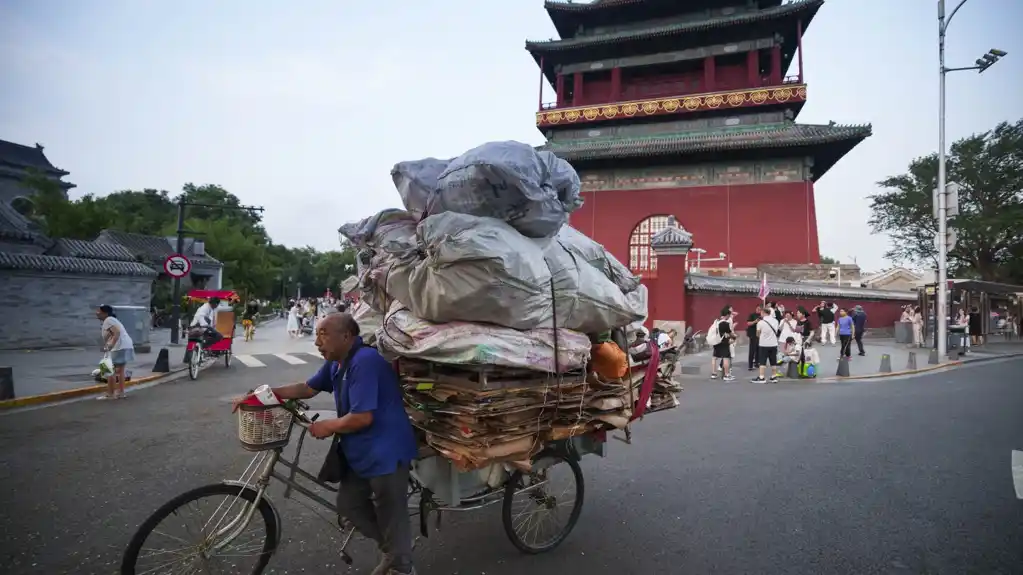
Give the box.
[308,420,335,439]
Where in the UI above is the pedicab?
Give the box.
[186,289,240,380]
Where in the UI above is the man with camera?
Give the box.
[813,300,837,345]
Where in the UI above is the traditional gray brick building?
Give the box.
[0,139,158,349]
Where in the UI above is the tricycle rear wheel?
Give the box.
[501,452,584,554]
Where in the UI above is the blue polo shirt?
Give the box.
[306,338,417,478]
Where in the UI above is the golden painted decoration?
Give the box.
[535,84,808,126]
[772,88,793,102]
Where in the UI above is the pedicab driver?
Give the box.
[233,313,418,575]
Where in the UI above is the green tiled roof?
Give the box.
[543,122,871,161]
[527,0,823,53]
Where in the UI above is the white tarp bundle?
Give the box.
[377,301,591,373]
[391,158,450,220]
[339,209,419,313]
[554,226,642,294]
[408,212,553,330]
[429,141,583,239]
[405,212,644,333]
[351,300,384,345]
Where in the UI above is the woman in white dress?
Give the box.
[287,302,300,337]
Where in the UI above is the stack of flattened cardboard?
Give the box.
[397,351,681,470]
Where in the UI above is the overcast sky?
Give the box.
[1,0,1021,272]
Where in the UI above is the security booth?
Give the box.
[948,280,1023,342]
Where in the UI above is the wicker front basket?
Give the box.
[237,404,294,451]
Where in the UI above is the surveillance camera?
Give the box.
[828,269,837,278]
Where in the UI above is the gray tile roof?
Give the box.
[686,273,916,301]
[0,200,48,243]
[47,238,140,262]
[0,251,157,277]
[95,229,222,266]
[528,0,823,53]
[0,139,67,174]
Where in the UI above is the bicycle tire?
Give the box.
[501,452,584,555]
[121,482,278,575]
[188,343,202,380]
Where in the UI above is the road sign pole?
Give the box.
[169,199,187,345]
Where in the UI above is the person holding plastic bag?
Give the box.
[96,304,134,400]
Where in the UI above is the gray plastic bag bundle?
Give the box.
[408,212,553,330]
[554,226,641,294]
[391,158,451,219]
[340,210,420,312]
[542,237,645,333]
[431,141,583,238]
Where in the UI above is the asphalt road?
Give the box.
[1,356,1021,575]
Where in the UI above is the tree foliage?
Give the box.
[20,177,356,305]
[869,118,1023,283]
[819,255,839,265]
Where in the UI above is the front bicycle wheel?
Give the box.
[121,483,279,575]
[189,344,202,380]
[501,452,585,554]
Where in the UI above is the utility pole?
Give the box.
[168,199,264,344]
[935,0,1006,357]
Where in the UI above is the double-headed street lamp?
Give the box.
[935,0,1007,357]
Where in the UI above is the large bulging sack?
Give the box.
[351,300,384,345]
[554,226,641,294]
[391,158,450,219]
[341,210,420,312]
[430,141,583,238]
[408,212,553,330]
[542,237,645,333]
[377,301,591,373]
[338,209,418,251]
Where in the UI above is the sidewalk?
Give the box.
[0,329,189,398]
[674,337,1023,381]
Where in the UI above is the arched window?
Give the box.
[10,196,35,217]
[629,215,672,275]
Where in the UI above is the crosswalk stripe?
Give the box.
[275,353,307,365]
[234,354,266,367]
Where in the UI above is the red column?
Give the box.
[650,218,693,335]
[771,45,782,84]
[556,74,566,106]
[573,72,585,105]
[747,50,760,87]
[610,67,622,102]
[703,55,716,92]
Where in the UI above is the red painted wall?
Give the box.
[684,293,913,336]
[569,182,822,270]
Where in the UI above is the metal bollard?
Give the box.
[906,352,917,370]
[836,357,851,377]
[0,366,13,400]
[928,349,940,365]
[786,360,800,379]
[879,354,892,373]
[153,348,170,373]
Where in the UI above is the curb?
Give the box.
[0,367,188,410]
[819,351,1023,382]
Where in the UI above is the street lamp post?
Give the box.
[935,0,1006,357]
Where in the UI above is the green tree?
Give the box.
[819,255,839,265]
[869,118,1023,283]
